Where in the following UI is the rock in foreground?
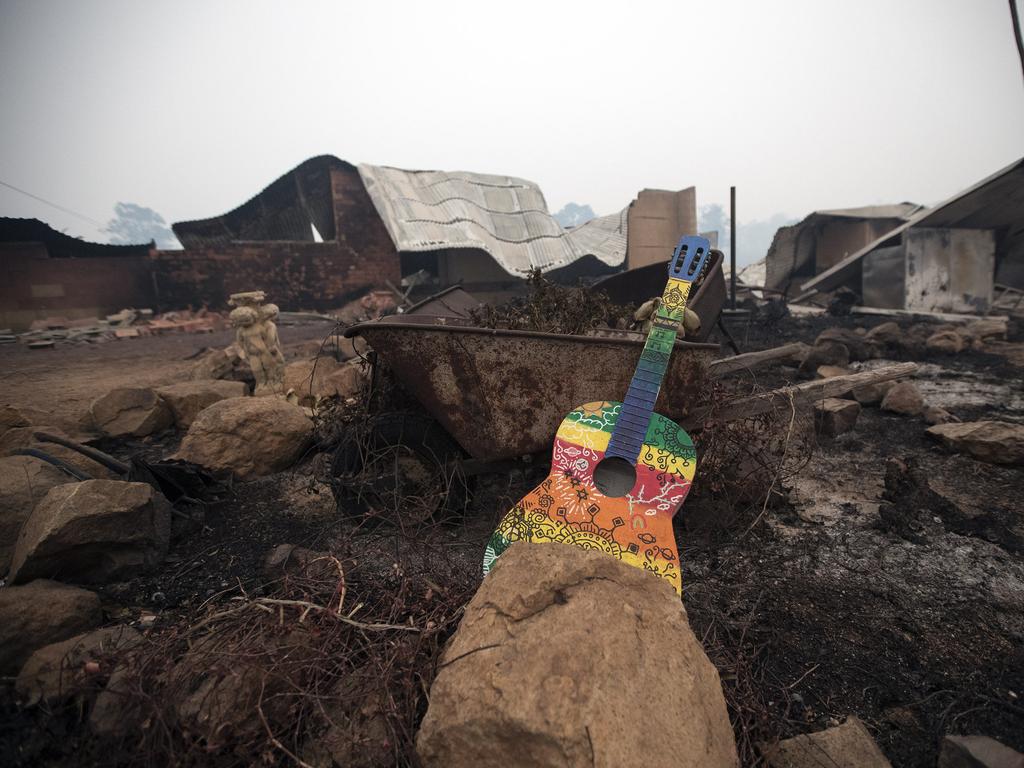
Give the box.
[175,397,312,479]
[814,397,861,438]
[9,480,172,584]
[417,542,737,768]
[926,421,1024,466]
[764,716,891,767]
[0,455,71,574]
[0,580,103,675]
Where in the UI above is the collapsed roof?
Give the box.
[170,155,628,276]
[172,155,348,248]
[765,203,923,293]
[0,218,153,258]
[802,156,1024,294]
[358,165,628,276]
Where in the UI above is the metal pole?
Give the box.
[729,186,737,310]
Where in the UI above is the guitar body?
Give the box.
[482,234,710,596]
[483,400,695,595]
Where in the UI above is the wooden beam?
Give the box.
[683,362,918,429]
[707,342,809,378]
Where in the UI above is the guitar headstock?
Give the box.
[668,235,711,283]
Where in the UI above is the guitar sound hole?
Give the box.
[593,456,637,497]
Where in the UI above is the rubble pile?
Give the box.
[14,307,227,349]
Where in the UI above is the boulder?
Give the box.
[8,480,172,584]
[880,381,924,416]
[284,359,368,405]
[16,625,141,706]
[0,405,30,437]
[799,340,849,376]
[926,421,1024,466]
[938,735,1024,768]
[852,380,896,406]
[814,398,861,438]
[816,327,878,361]
[963,318,1009,342]
[0,426,118,480]
[0,580,103,675]
[417,542,737,768]
[865,321,903,347]
[923,405,957,426]
[284,357,341,406]
[335,334,369,361]
[188,345,246,381]
[174,397,312,479]
[88,387,173,437]
[816,365,850,379]
[0,455,71,575]
[764,716,891,767]
[156,380,248,428]
[926,329,967,354]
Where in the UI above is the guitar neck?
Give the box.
[605,278,691,462]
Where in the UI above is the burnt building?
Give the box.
[0,218,155,330]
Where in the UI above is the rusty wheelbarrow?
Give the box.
[331,303,718,521]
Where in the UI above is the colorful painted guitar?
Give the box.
[482,235,710,595]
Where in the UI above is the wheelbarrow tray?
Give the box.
[345,316,717,463]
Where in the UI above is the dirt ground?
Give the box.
[1,308,1022,767]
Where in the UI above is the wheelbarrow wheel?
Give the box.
[330,412,470,526]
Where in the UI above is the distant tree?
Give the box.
[698,203,730,250]
[553,202,596,228]
[105,202,180,248]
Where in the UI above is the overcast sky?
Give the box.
[1,0,1023,253]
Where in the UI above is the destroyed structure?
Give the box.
[763,156,1024,314]
[1,155,702,331]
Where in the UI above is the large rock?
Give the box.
[284,358,368,406]
[174,397,312,479]
[926,329,967,354]
[865,321,903,347]
[16,625,141,706]
[88,387,173,437]
[927,421,1024,466]
[799,340,850,376]
[764,716,891,767]
[417,543,737,768]
[0,426,118,480]
[0,455,71,575]
[852,380,896,406]
[188,345,247,381]
[816,327,878,361]
[0,580,103,675]
[923,405,957,426]
[8,480,172,584]
[156,380,248,428]
[938,735,1024,768]
[814,398,861,438]
[880,381,924,416]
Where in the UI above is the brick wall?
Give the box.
[150,166,400,311]
[0,243,157,330]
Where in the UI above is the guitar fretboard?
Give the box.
[605,279,691,462]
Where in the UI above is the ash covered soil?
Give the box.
[1,308,1023,767]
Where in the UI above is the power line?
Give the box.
[0,178,106,228]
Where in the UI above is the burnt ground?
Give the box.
[1,307,1023,767]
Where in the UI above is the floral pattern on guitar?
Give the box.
[483,401,696,594]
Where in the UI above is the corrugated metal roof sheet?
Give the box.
[801,157,1024,293]
[358,164,627,276]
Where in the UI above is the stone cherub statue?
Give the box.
[229,291,285,396]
